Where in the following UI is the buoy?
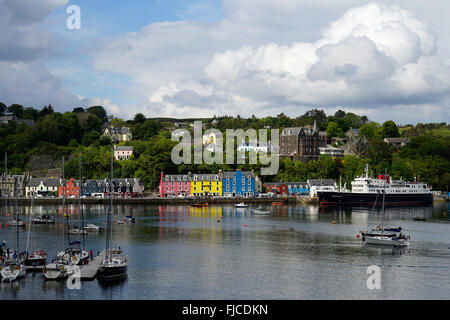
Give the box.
[6,224,8,227]
[356,234,360,238]
[243,224,247,227]
[332,221,336,224]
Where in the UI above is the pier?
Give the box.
[80,250,105,280]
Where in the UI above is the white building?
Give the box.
[26,178,61,197]
[114,145,134,160]
[319,145,344,157]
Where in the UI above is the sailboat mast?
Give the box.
[62,156,66,250]
[381,169,387,235]
[79,152,85,249]
[26,192,34,255]
[4,152,7,216]
[15,177,19,254]
[105,146,113,260]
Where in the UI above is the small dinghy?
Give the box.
[252,207,270,215]
[234,202,248,208]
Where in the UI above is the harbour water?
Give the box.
[0,202,449,300]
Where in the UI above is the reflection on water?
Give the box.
[0,202,449,299]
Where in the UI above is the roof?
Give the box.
[114,146,133,151]
[105,127,131,134]
[307,179,336,186]
[163,174,190,182]
[284,182,309,187]
[192,173,221,181]
[222,171,254,179]
[384,138,410,143]
[0,116,14,121]
[281,128,302,136]
[26,178,61,187]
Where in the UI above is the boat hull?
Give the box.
[43,264,73,280]
[1,268,26,282]
[365,236,408,247]
[318,191,433,206]
[97,265,128,282]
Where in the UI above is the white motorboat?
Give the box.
[0,259,26,282]
[364,235,409,247]
[83,224,104,232]
[252,207,270,215]
[8,218,25,227]
[68,227,88,235]
[234,202,248,208]
[32,214,55,224]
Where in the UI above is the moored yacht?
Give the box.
[0,259,26,282]
[98,146,128,283]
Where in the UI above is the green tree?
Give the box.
[0,102,6,116]
[110,118,126,127]
[133,113,146,124]
[326,121,344,137]
[381,120,400,138]
[40,104,54,117]
[359,122,381,138]
[87,106,107,123]
[8,104,24,118]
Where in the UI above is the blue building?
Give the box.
[222,169,255,197]
[82,180,105,197]
[285,182,309,195]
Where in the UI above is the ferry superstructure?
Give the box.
[317,166,432,205]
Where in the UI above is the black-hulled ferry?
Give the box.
[318,165,433,205]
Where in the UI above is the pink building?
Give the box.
[159,172,191,198]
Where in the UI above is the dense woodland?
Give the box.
[0,102,449,192]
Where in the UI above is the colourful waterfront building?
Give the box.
[263,181,309,196]
[58,178,80,198]
[222,169,255,197]
[191,173,222,197]
[160,172,191,198]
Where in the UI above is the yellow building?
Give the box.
[190,173,222,197]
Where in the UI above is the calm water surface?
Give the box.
[0,202,449,300]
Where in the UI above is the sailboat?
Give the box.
[23,193,48,269]
[97,147,128,283]
[1,178,27,281]
[43,156,89,280]
[68,154,88,236]
[363,170,409,247]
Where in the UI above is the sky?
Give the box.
[1,0,450,125]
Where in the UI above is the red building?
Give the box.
[263,182,288,195]
[58,179,80,198]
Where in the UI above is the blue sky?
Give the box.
[1,0,449,124]
[44,0,223,105]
